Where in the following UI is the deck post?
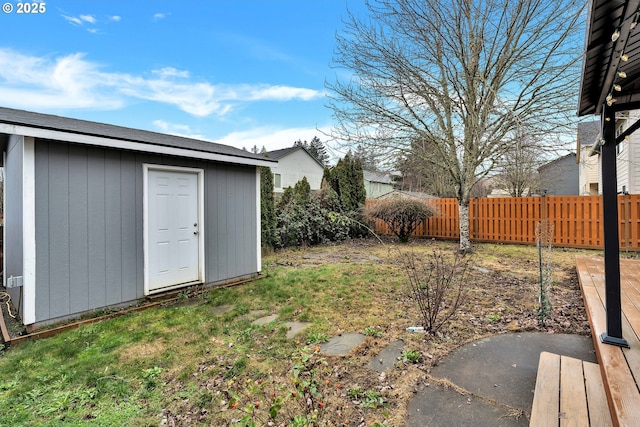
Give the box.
[600,108,629,348]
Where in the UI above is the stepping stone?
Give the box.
[252,314,278,326]
[249,310,268,318]
[210,304,235,315]
[319,333,366,356]
[368,339,405,372]
[285,322,311,339]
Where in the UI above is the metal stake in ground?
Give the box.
[535,220,554,326]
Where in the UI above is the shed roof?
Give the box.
[0,107,276,167]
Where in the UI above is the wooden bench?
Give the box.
[530,352,612,427]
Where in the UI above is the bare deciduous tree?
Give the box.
[493,130,544,197]
[327,0,584,252]
[395,138,458,197]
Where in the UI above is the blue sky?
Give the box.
[0,1,366,154]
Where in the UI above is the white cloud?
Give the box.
[80,15,96,24]
[62,14,96,25]
[0,50,123,110]
[152,120,209,140]
[120,77,230,117]
[152,67,190,79]
[0,48,324,116]
[62,15,83,25]
[61,13,101,33]
[110,15,121,22]
[153,13,167,21]
[247,85,323,101]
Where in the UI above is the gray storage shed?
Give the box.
[0,107,275,328]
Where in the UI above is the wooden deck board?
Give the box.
[583,361,614,427]
[530,351,560,427]
[559,355,588,427]
[577,256,640,427]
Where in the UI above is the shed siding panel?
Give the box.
[34,142,52,321]
[134,153,151,297]
[104,150,123,305]
[5,135,25,313]
[120,152,139,301]
[48,143,72,318]
[210,167,228,279]
[68,145,90,314]
[87,150,107,309]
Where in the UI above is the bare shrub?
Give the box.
[365,199,435,243]
[403,249,470,334]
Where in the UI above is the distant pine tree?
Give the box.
[293,136,330,166]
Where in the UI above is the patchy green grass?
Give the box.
[0,239,599,426]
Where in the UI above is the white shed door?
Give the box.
[147,169,200,291]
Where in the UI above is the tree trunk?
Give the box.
[458,201,471,253]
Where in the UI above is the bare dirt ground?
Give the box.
[274,238,591,339]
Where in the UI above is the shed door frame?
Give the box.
[143,164,205,295]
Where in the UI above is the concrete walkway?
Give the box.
[406,333,596,426]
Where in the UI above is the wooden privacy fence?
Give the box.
[366,195,640,250]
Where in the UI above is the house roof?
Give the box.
[264,145,325,168]
[577,121,600,147]
[537,153,577,172]
[578,0,640,116]
[0,107,276,167]
[363,170,394,184]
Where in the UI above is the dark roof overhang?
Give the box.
[579,0,640,117]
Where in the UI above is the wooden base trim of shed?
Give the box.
[530,351,612,427]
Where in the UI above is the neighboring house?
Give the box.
[376,189,435,200]
[264,146,324,193]
[363,170,395,199]
[0,107,275,328]
[578,112,640,195]
[537,153,579,196]
[577,120,602,195]
[488,187,520,198]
